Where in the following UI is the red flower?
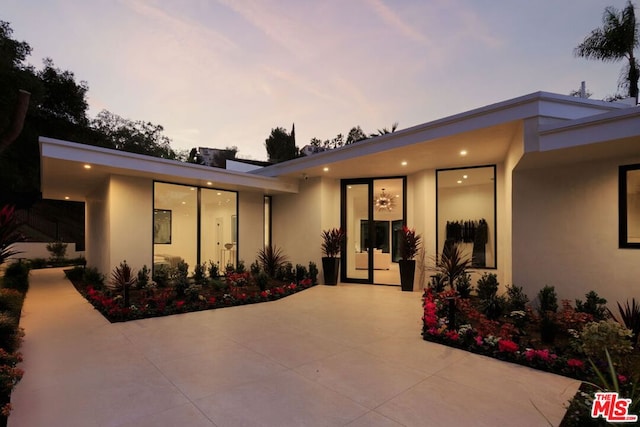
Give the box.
[567,359,584,368]
[175,300,185,309]
[618,374,628,383]
[445,330,459,341]
[498,339,519,353]
[260,291,268,298]
[207,296,216,305]
[474,336,484,346]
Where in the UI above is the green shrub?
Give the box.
[575,290,608,321]
[580,320,633,362]
[192,263,207,287]
[27,258,48,269]
[505,284,529,312]
[153,264,170,288]
[46,241,68,261]
[64,266,85,282]
[258,245,288,278]
[2,261,30,293]
[308,261,318,285]
[476,273,499,301]
[480,295,506,320]
[0,312,21,352]
[236,260,246,273]
[83,267,105,289]
[537,285,558,314]
[207,261,219,279]
[455,273,472,298]
[256,271,269,291]
[0,289,23,318]
[137,265,150,289]
[295,264,308,283]
[250,260,261,276]
[172,260,189,297]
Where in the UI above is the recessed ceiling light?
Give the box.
[217,192,222,196]
[181,201,186,205]
[190,187,195,191]
[401,161,407,166]
[457,180,463,184]
[207,181,212,185]
[83,164,92,169]
[64,196,70,200]
[463,175,468,179]
[323,167,329,172]
[460,150,467,156]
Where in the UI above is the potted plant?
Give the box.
[398,226,421,291]
[321,228,345,285]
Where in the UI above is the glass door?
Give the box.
[342,177,405,285]
[343,182,372,282]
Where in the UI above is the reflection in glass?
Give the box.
[436,166,496,268]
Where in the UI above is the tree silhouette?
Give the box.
[575,1,639,102]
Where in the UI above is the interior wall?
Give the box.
[513,155,640,305]
[110,175,152,275]
[85,178,109,275]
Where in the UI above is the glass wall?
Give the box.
[153,182,237,273]
[436,166,496,268]
[201,188,237,269]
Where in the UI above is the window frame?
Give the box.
[619,163,640,249]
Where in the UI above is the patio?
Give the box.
[9,268,580,426]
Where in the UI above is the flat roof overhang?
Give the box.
[40,137,299,202]
[251,91,629,180]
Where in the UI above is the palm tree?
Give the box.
[369,122,398,138]
[574,1,639,103]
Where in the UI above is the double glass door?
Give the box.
[342,177,405,285]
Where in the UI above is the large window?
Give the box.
[436,166,496,268]
[620,164,640,248]
[153,182,237,272]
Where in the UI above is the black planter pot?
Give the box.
[322,257,340,285]
[398,259,416,292]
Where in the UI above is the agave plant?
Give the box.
[111,261,136,307]
[257,245,288,278]
[432,242,472,291]
[609,298,640,348]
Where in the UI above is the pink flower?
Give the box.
[474,336,484,346]
[618,374,628,383]
[498,339,519,353]
[567,359,584,368]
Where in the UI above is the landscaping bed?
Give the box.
[421,273,639,426]
[65,257,319,323]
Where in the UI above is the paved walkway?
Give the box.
[9,268,579,426]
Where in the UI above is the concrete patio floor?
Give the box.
[9,268,580,426]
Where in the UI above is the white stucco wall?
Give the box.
[86,178,109,275]
[272,176,339,281]
[513,155,640,305]
[109,175,153,274]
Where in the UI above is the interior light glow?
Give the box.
[463,175,468,179]
[323,167,329,172]
[460,150,468,156]
[83,164,92,169]
[457,180,463,184]
[401,161,407,166]
[64,196,70,200]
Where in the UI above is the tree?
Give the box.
[37,58,89,126]
[574,1,639,102]
[91,110,177,159]
[369,122,399,137]
[265,126,298,163]
[346,126,367,145]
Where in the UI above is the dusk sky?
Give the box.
[2,0,630,160]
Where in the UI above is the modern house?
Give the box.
[39,91,640,304]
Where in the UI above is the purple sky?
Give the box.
[3,0,628,160]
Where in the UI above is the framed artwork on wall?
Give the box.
[154,209,172,244]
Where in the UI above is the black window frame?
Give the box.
[619,163,640,249]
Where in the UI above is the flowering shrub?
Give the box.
[580,320,633,362]
[421,288,597,381]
